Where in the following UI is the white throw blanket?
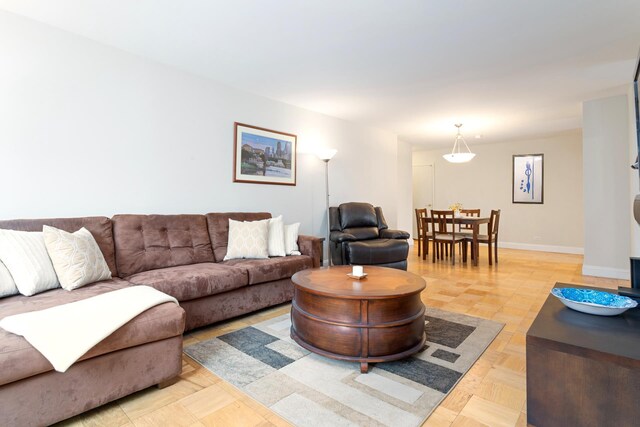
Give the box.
[0,285,178,372]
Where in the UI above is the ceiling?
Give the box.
[1,0,639,147]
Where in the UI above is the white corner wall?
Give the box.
[412,131,584,253]
[0,11,412,239]
[397,140,413,244]
[628,84,640,259]
[583,94,631,279]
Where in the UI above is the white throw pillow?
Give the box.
[0,230,60,296]
[284,223,300,255]
[43,226,112,291]
[0,260,18,298]
[224,219,269,260]
[268,215,286,257]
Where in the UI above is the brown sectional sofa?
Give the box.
[0,212,321,426]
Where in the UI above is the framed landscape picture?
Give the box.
[512,154,544,204]
[233,122,297,186]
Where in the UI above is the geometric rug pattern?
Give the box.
[184,307,503,427]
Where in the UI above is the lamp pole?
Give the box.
[317,148,337,266]
[324,158,331,266]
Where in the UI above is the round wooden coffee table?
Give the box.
[290,266,426,373]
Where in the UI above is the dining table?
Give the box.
[420,215,490,266]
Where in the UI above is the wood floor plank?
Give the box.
[199,401,267,427]
[178,384,236,419]
[132,402,199,427]
[459,396,520,427]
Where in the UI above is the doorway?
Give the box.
[412,164,435,238]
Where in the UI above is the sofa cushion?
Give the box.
[0,217,118,277]
[125,263,248,301]
[205,212,271,262]
[222,255,313,285]
[0,278,185,386]
[112,214,215,277]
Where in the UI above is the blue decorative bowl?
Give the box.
[551,288,638,316]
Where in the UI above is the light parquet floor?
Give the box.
[57,245,629,427]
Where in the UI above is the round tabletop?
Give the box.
[291,266,426,299]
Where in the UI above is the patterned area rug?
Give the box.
[184,307,503,427]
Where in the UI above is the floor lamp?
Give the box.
[317,149,337,266]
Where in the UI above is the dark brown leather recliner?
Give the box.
[329,202,410,270]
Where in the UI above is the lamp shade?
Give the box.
[317,148,337,161]
[443,124,475,164]
[442,152,476,163]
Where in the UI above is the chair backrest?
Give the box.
[430,210,456,237]
[489,209,501,236]
[460,209,480,229]
[331,202,381,240]
[415,208,427,234]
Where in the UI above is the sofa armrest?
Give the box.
[380,229,410,239]
[298,234,323,268]
[330,231,357,243]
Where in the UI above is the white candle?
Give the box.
[352,265,364,276]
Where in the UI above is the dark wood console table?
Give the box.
[290,266,426,373]
[527,284,640,426]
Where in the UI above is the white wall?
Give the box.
[628,84,640,259]
[0,11,411,242]
[412,131,584,253]
[583,94,630,279]
[396,140,413,244]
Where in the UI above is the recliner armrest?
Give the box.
[330,231,357,243]
[380,229,410,239]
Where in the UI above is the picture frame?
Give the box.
[233,122,297,186]
[512,154,544,204]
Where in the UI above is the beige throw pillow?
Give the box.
[224,219,269,260]
[43,226,112,291]
[0,260,18,298]
[284,223,300,255]
[0,229,60,296]
[268,215,286,257]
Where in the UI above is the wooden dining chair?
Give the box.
[469,209,501,265]
[421,215,434,260]
[430,210,467,265]
[415,208,427,256]
[459,209,480,231]
[458,209,480,255]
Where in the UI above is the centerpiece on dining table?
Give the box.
[449,202,464,217]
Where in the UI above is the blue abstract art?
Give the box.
[513,154,543,204]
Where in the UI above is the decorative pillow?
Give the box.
[0,260,18,298]
[224,219,269,260]
[284,223,300,255]
[0,230,60,296]
[268,215,286,257]
[43,226,112,291]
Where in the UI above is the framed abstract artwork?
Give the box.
[512,154,543,204]
[233,122,297,186]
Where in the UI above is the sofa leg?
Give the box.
[156,377,179,389]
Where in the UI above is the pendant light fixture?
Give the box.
[443,124,476,163]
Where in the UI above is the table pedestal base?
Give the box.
[290,287,426,372]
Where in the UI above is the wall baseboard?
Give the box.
[498,241,584,255]
[582,265,630,280]
[413,239,583,254]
